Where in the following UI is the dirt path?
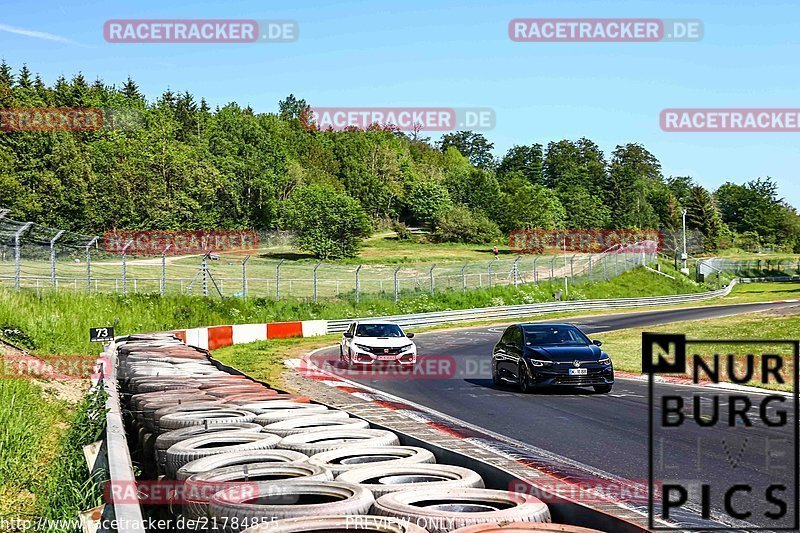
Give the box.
[0,340,88,405]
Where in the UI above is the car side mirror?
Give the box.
[343,332,353,339]
[406,332,415,339]
[592,339,603,346]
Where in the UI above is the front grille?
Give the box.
[555,375,605,385]
[361,346,403,355]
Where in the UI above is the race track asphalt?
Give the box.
[317,300,800,529]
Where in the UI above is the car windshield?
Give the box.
[522,326,589,346]
[355,323,405,337]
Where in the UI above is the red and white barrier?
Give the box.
[170,320,327,350]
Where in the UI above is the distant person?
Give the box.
[492,245,499,257]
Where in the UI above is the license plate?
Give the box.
[569,368,588,375]
[377,355,396,361]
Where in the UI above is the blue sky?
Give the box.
[2,0,799,206]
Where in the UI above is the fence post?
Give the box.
[241,255,251,298]
[394,266,401,303]
[161,244,172,296]
[313,262,321,302]
[355,265,362,303]
[603,255,608,280]
[13,223,32,291]
[487,259,496,288]
[49,230,65,288]
[461,264,467,290]
[588,255,593,283]
[121,240,133,295]
[85,237,98,293]
[275,259,284,299]
[533,257,539,284]
[550,257,555,282]
[569,255,576,284]
[512,256,521,287]
[429,264,436,295]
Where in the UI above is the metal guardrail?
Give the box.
[326,278,741,332]
[97,340,146,532]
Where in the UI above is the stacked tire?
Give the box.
[114,334,603,533]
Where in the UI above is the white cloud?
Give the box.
[0,22,79,45]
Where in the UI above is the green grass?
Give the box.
[214,336,340,388]
[0,266,713,357]
[36,386,107,531]
[594,311,800,391]
[0,380,71,520]
[720,281,800,303]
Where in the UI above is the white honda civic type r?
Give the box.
[340,320,417,366]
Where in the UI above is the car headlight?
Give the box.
[599,357,611,365]
[529,359,553,367]
[399,344,413,352]
[354,344,373,352]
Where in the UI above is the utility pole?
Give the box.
[681,208,689,274]
[563,237,568,296]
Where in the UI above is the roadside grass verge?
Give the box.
[0,266,711,357]
[36,385,107,530]
[594,311,800,392]
[0,379,71,521]
[718,281,800,303]
[214,336,340,389]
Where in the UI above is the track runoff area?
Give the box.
[311,300,800,531]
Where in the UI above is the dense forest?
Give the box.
[1,63,798,258]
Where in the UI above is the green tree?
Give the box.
[558,187,611,229]
[438,131,495,170]
[496,177,565,231]
[404,180,452,226]
[686,185,726,251]
[283,184,372,259]
[497,144,543,184]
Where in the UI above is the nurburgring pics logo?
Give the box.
[509,18,703,42]
[104,19,298,43]
[644,333,799,530]
[304,107,495,132]
[661,109,800,132]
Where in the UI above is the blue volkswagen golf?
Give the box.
[491,323,614,393]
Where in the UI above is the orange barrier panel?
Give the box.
[267,321,303,339]
[207,325,234,350]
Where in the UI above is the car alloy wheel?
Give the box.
[517,363,533,393]
[491,363,502,387]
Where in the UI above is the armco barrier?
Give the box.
[93,340,146,530]
[324,278,741,333]
[168,279,741,351]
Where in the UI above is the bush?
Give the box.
[392,221,413,240]
[432,205,503,244]
[405,181,452,226]
[283,184,372,259]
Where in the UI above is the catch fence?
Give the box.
[0,212,657,301]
